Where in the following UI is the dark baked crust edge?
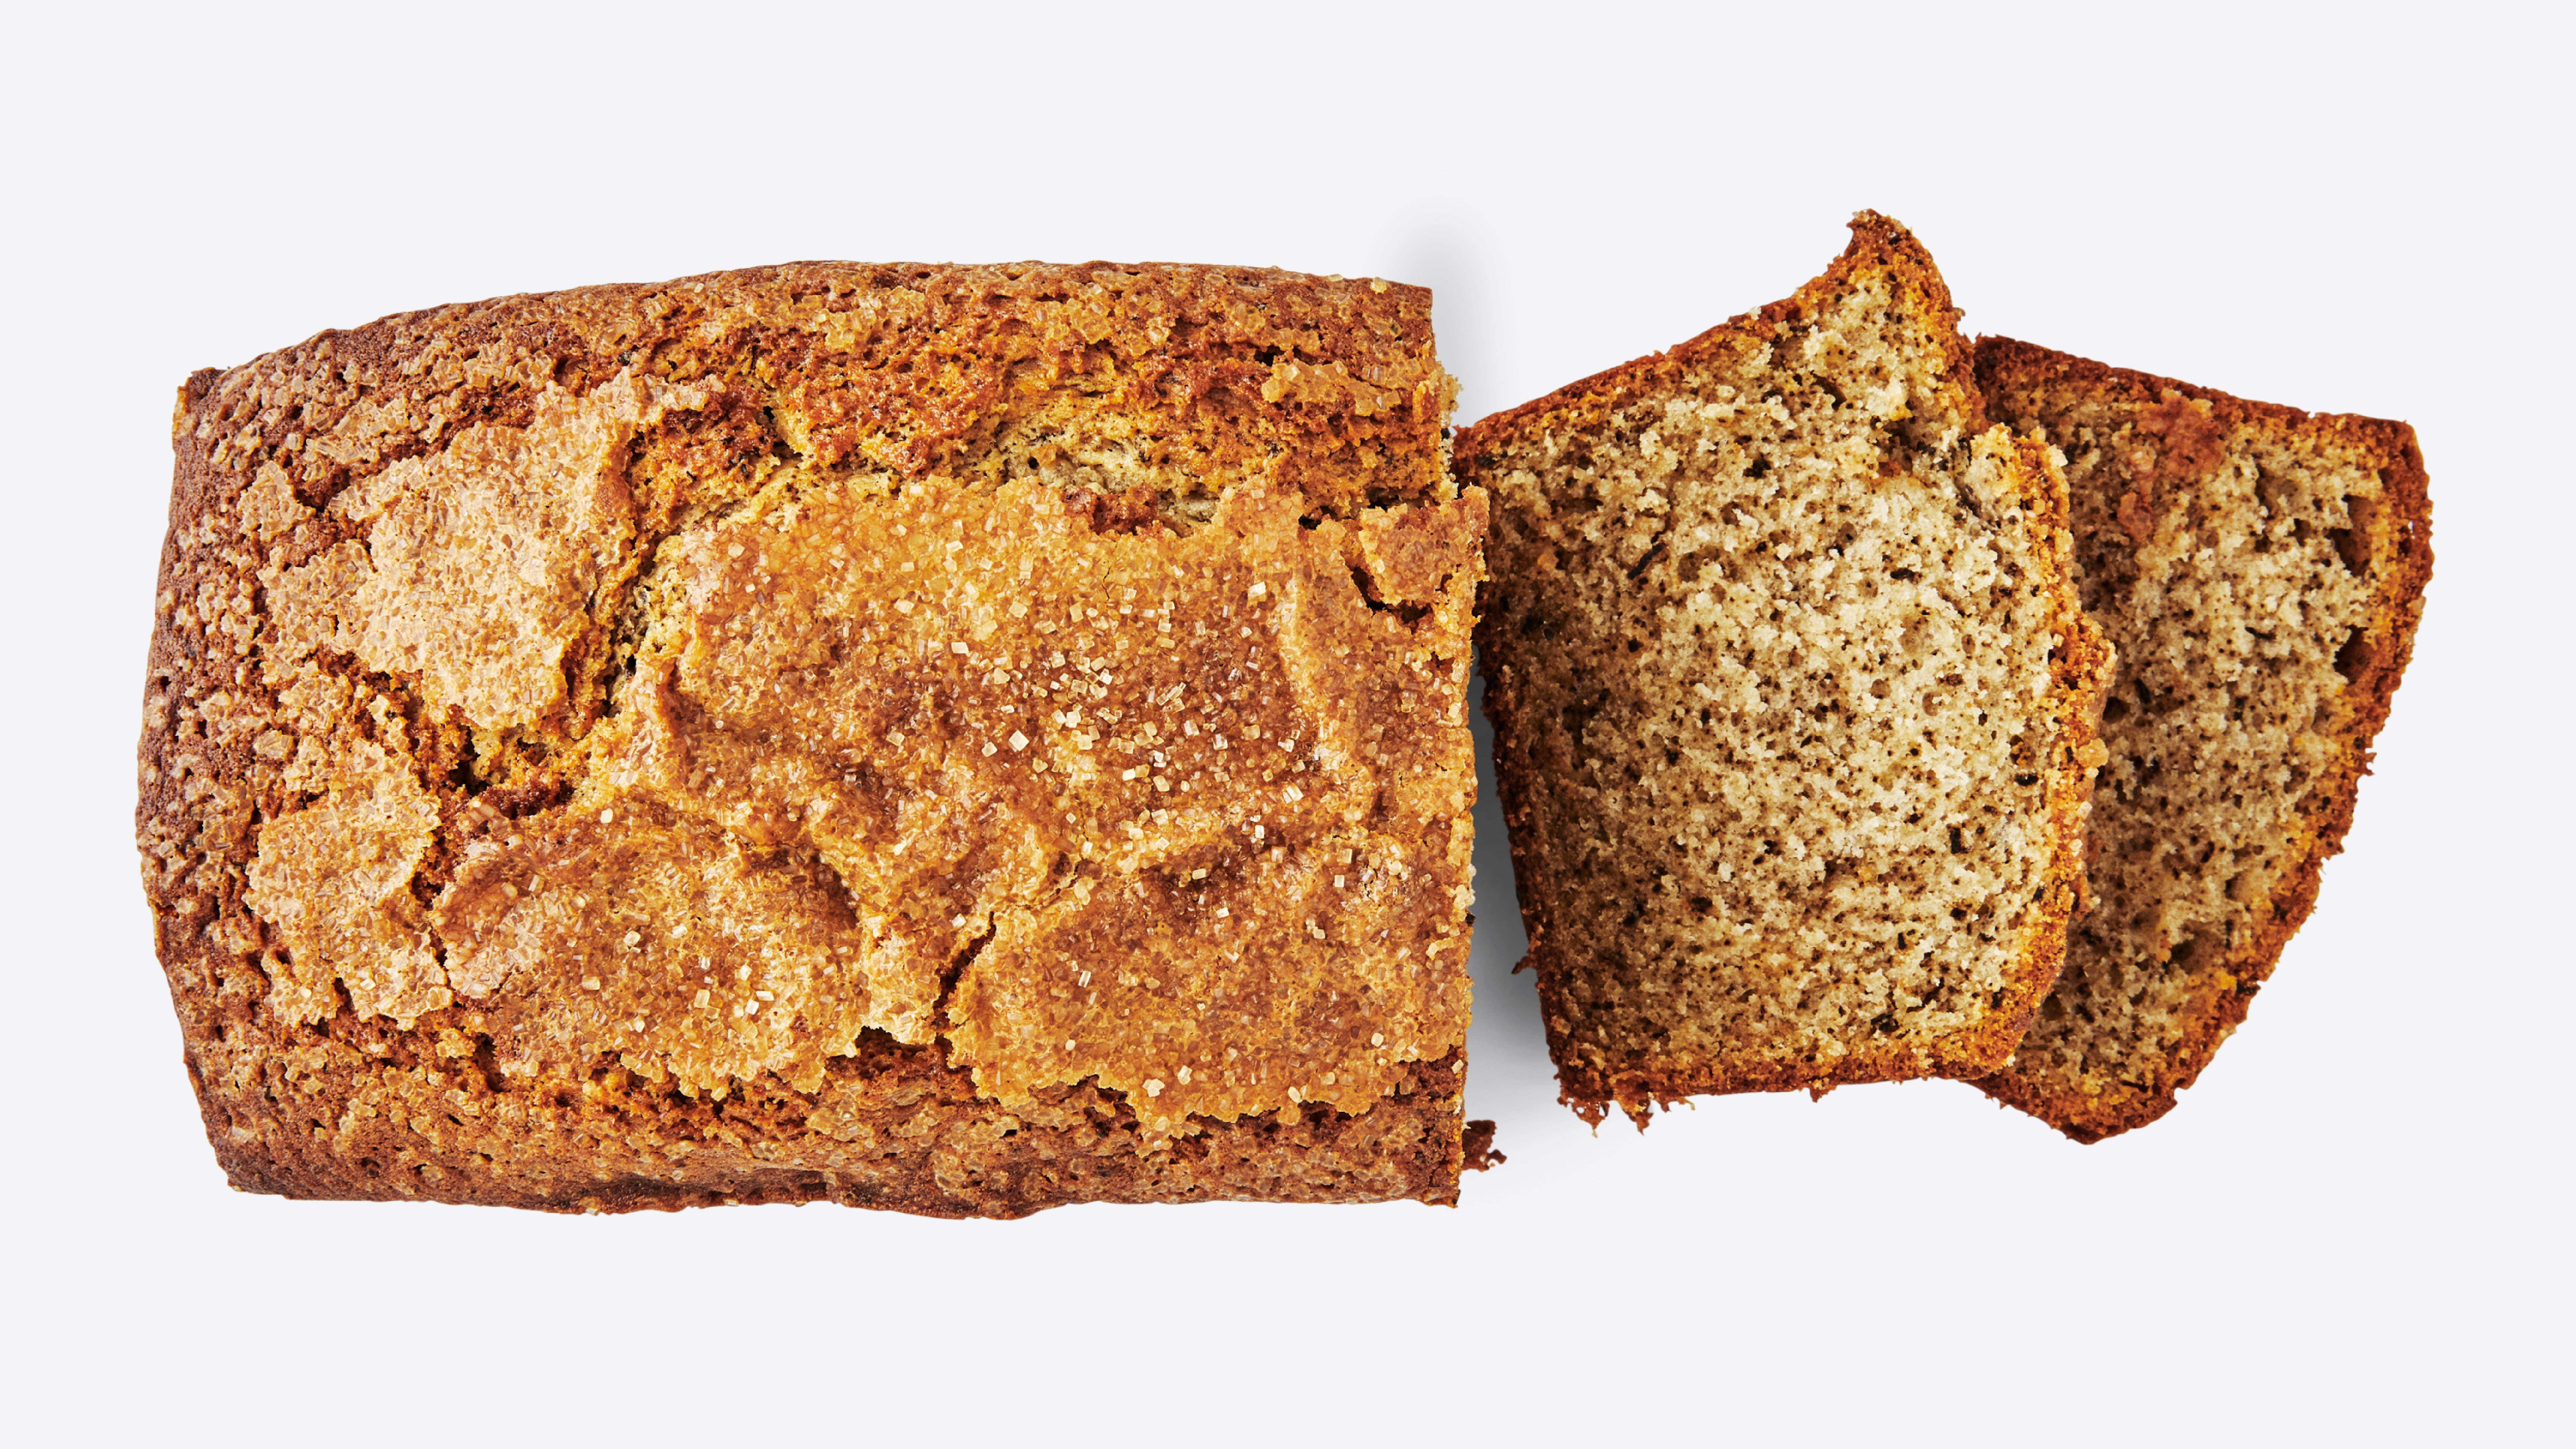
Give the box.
[202,1040,1476,1219]
[171,259,1455,522]
[1970,336,2435,1142]
[1459,212,1981,459]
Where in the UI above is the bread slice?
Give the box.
[1974,339,2432,1140]
[1462,215,2112,1124]
[141,261,1493,1216]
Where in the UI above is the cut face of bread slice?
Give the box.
[1463,215,2112,1125]
[1974,339,2432,1141]
[141,262,1489,1217]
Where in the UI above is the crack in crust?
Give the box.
[138,261,1482,1216]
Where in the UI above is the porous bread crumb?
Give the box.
[1973,338,2432,1141]
[139,260,1489,1217]
[1466,215,2111,1124]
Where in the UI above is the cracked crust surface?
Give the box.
[140,260,1490,1216]
[1463,215,2109,1125]
[1975,339,2431,1141]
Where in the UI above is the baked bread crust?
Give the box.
[1974,338,2432,1141]
[1464,216,2110,1124]
[140,261,1490,1216]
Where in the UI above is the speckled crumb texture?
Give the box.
[140,261,1495,1217]
[1974,338,2431,1142]
[1461,215,2111,1126]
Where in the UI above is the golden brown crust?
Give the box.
[141,261,1482,1215]
[1463,217,2109,1123]
[1973,337,2432,1141]
[1463,212,1981,464]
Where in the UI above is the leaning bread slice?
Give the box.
[141,261,1490,1217]
[1463,214,2112,1125]
[1974,338,2432,1141]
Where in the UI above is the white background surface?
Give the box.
[5,3,2566,1443]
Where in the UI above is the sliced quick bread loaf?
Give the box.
[141,261,1491,1217]
[1464,215,2113,1125]
[1975,338,2431,1140]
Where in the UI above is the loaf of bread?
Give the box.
[140,262,1496,1216]
[1974,339,2431,1140]
[1461,215,2112,1124]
